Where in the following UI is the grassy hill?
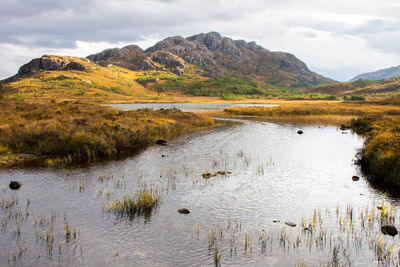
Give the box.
[0,57,171,103]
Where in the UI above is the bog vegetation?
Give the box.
[0,99,214,166]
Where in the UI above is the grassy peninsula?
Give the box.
[0,98,214,167]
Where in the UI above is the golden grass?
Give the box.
[1,61,164,104]
[0,99,214,167]
[222,100,400,125]
[105,188,161,216]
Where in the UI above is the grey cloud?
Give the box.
[1,0,400,81]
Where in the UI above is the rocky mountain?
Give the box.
[87,32,334,88]
[350,65,400,81]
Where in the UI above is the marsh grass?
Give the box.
[105,188,161,217]
[201,200,400,266]
[0,100,214,167]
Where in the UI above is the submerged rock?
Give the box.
[381,225,398,236]
[178,208,191,214]
[156,139,168,146]
[285,221,297,227]
[352,176,360,181]
[9,181,22,190]
[297,130,303,135]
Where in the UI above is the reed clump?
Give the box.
[105,188,161,216]
[0,99,214,166]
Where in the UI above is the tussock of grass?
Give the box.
[105,188,161,216]
[0,99,214,166]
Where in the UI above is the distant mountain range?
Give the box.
[350,65,400,81]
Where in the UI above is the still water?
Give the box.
[107,103,278,112]
[0,109,398,266]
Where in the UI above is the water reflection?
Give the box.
[0,118,396,266]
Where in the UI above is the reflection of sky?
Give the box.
[0,119,386,266]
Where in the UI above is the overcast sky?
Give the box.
[1,0,400,81]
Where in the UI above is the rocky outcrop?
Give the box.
[87,45,146,69]
[18,55,87,75]
[0,55,87,84]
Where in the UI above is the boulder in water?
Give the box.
[9,181,22,190]
[178,208,191,214]
[381,225,398,236]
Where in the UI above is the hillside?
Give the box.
[350,65,400,81]
[310,78,400,99]
[87,32,334,89]
[0,55,178,103]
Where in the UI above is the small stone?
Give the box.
[9,181,22,190]
[285,221,297,227]
[297,130,303,135]
[352,176,360,181]
[273,220,280,223]
[381,225,398,236]
[178,208,190,214]
[156,139,167,146]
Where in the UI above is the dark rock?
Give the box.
[156,139,168,146]
[352,176,360,181]
[9,181,22,190]
[65,62,86,71]
[285,221,297,227]
[273,220,280,223]
[381,225,398,236]
[297,130,304,135]
[178,208,191,214]
[162,155,166,158]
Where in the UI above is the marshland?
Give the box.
[2,100,400,266]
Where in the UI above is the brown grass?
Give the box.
[0,99,214,167]
[222,100,400,125]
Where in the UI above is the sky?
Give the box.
[1,0,400,81]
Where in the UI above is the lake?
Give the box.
[0,104,398,266]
